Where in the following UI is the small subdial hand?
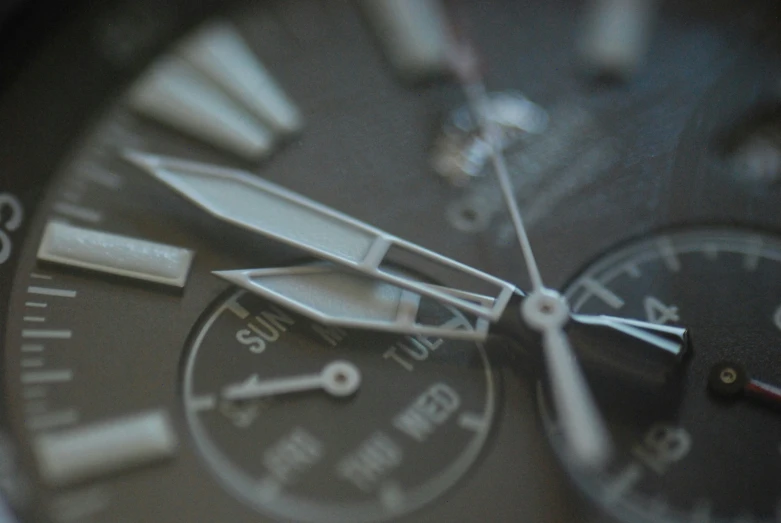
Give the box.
[709,361,781,409]
[222,361,361,402]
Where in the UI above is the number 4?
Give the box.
[644,296,680,325]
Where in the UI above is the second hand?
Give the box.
[449,40,613,468]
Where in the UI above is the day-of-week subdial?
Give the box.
[182,289,495,523]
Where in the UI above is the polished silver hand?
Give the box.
[450,42,612,468]
[222,361,360,401]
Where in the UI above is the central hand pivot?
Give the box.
[521,289,570,331]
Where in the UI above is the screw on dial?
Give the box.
[709,360,781,409]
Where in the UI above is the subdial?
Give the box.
[182,289,496,523]
[539,229,781,523]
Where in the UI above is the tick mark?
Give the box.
[22,370,73,384]
[656,237,681,272]
[27,286,77,298]
[53,202,102,223]
[582,278,624,309]
[27,409,79,431]
[22,329,72,340]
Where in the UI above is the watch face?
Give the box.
[0,1,779,523]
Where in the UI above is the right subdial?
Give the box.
[539,228,781,523]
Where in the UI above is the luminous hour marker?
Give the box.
[129,22,302,160]
[360,0,453,80]
[35,410,178,488]
[581,278,625,309]
[37,222,194,287]
[578,0,655,81]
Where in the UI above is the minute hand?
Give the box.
[123,151,517,321]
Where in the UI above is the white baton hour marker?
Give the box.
[360,0,453,80]
[35,410,178,488]
[578,0,656,80]
[129,21,302,160]
[37,222,194,287]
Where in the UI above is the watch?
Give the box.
[0,0,779,522]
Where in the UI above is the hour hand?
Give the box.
[215,264,492,340]
[216,263,690,367]
[124,151,516,321]
[222,361,361,402]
